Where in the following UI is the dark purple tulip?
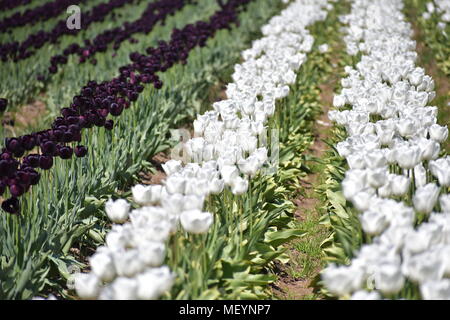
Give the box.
[2,197,20,214]
[104,120,114,130]
[67,116,80,125]
[39,155,53,170]
[5,138,22,153]
[9,184,24,197]
[28,171,40,185]
[17,170,31,184]
[78,115,88,128]
[0,160,8,177]
[154,80,163,89]
[24,154,40,168]
[1,152,12,160]
[40,141,57,156]
[62,131,73,143]
[0,98,7,112]
[58,146,73,159]
[12,147,25,158]
[74,146,88,157]
[109,103,123,116]
[21,135,36,150]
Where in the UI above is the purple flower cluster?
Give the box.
[0,0,88,33]
[47,0,192,74]
[0,0,139,62]
[0,0,32,11]
[0,98,7,113]
[0,0,252,214]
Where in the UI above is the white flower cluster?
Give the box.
[324,0,450,300]
[422,0,450,30]
[75,0,333,300]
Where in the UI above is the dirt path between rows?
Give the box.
[271,56,341,299]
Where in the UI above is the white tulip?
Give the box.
[429,124,448,142]
[132,184,153,205]
[394,145,421,169]
[413,183,440,214]
[321,264,365,296]
[360,210,389,236]
[105,199,130,223]
[165,176,187,194]
[390,174,410,196]
[74,273,100,299]
[182,194,205,211]
[220,165,240,185]
[352,190,374,212]
[429,157,450,187]
[373,263,405,295]
[180,210,213,234]
[161,160,182,176]
[110,277,138,300]
[113,249,145,277]
[209,178,225,195]
[420,280,450,300]
[333,95,346,108]
[367,168,388,189]
[89,251,116,282]
[230,176,249,195]
[138,241,166,267]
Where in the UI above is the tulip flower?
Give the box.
[180,209,213,234]
[137,242,166,267]
[230,176,249,195]
[359,210,389,236]
[429,124,448,142]
[74,273,100,300]
[321,264,365,296]
[89,251,117,283]
[373,263,405,295]
[110,277,138,300]
[429,157,450,187]
[413,183,440,214]
[113,249,145,277]
[390,174,410,196]
[420,280,450,300]
[105,199,130,223]
[136,266,175,300]
[394,145,421,169]
[131,184,153,205]
[165,176,187,195]
[161,160,182,176]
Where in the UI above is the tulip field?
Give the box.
[0,0,449,301]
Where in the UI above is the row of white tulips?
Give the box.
[422,0,450,30]
[74,0,334,300]
[323,0,450,299]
